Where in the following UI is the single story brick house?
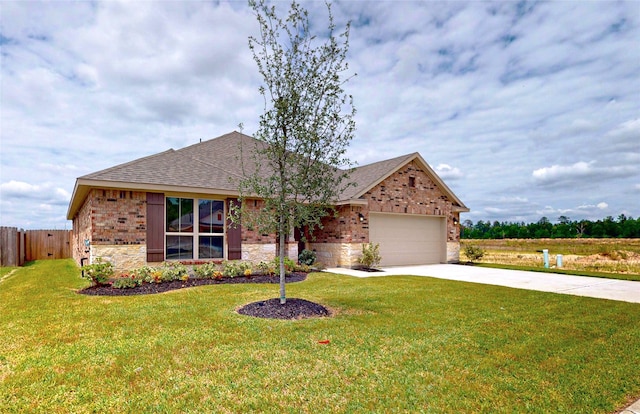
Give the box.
[67,131,469,271]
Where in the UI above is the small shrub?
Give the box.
[112,276,140,289]
[132,265,157,283]
[257,261,276,276]
[222,261,252,278]
[194,262,220,279]
[298,249,316,266]
[359,243,381,269]
[271,256,296,273]
[294,263,311,273]
[463,245,485,263]
[81,258,114,286]
[159,262,188,282]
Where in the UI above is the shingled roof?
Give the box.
[67,131,468,219]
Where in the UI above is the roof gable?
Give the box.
[342,153,468,211]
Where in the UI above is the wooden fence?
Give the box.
[0,227,71,266]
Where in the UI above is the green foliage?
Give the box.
[194,262,221,279]
[111,275,140,289]
[272,256,296,273]
[461,214,640,239]
[298,249,316,266]
[463,245,485,263]
[231,0,356,303]
[222,261,252,278]
[131,265,159,284]
[159,262,188,282]
[80,258,114,286]
[358,243,381,269]
[256,260,276,276]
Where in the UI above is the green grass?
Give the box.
[476,263,640,282]
[1,260,639,413]
[0,266,18,280]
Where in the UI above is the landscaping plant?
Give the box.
[463,244,485,263]
[298,249,316,266]
[230,0,356,304]
[359,242,381,269]
[80,258,114,286]
[194,262,220,279]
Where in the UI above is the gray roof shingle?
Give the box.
[68,131,468,218]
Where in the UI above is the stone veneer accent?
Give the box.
[91,244,146,273]
[242,243,276,263]
[310,242,362,268]
[447,242,461,263]
[240,198,297,262]
[242,243,297,263]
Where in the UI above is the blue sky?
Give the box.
[1,0,639,229]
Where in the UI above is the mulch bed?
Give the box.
[78,273,308,296]
[77,272,330,319]
[237,298,330,320]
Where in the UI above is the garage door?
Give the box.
[369,213,445,266]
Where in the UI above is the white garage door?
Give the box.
[369,213,445,266]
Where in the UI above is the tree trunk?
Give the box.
[279,214,286,305]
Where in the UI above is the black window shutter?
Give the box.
[227,198,242,260]
[146,193,165,262]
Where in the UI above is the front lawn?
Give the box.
[1,260,639,413]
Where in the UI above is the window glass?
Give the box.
[199,200,225,233]
[165,197,224,261]
[198,236,224,259]
[166,197,194,232]
[166,236,193,260]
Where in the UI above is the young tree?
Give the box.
[234,0,356,304]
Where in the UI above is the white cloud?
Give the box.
[1,1,639,227]
[498,196,529,203]
[0,180,41,196]
[532,161,637,188]
[532,161,594,182]
[434,163,464,180]
[0,180,70,204]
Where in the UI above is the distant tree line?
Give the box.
[461,215,640,239]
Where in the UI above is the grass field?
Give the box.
[1,260,639,413]
[461,239,640,280]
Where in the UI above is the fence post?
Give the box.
[0,227,18,266]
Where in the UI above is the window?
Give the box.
[165,197,224,260]
[408,177,416,188]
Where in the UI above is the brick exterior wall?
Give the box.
[71,160,463,270]
[365,160,460,242]
[239,198,279,244]
[89,189,147,245]
[313,160,461,244]
[72,191,280,269]
[71,189,147,268]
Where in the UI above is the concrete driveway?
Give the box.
[326,264,640,304]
